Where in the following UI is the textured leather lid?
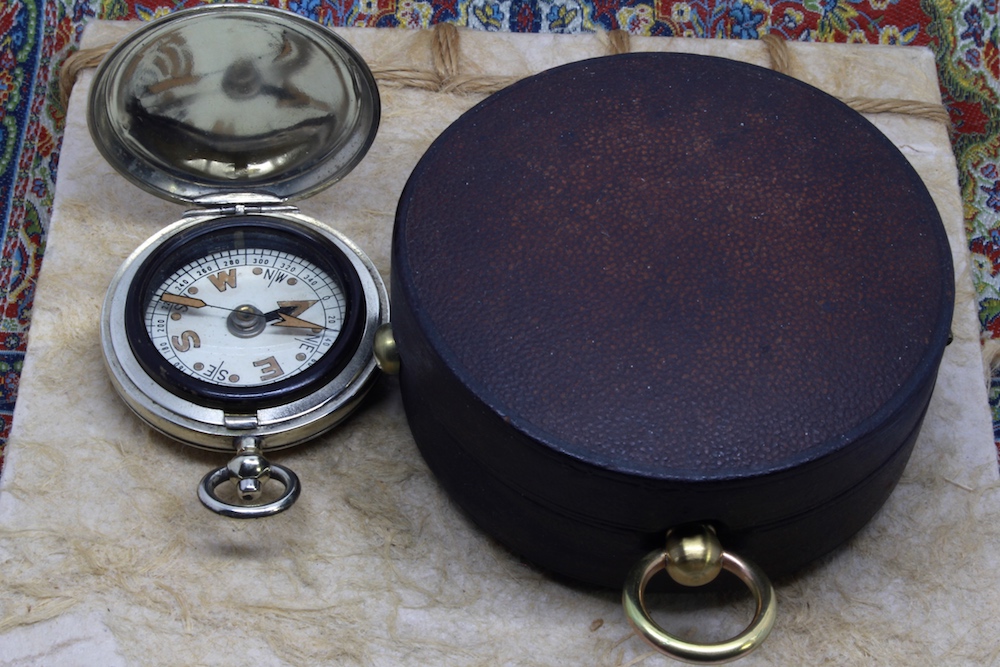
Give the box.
[394,52,954,484]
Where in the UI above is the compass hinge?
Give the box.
[224,413,259,430]
[191,203,299,218]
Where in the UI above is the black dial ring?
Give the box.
[124,216,367,409]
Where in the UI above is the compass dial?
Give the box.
[124,216,366,409]
[147,248,344,387]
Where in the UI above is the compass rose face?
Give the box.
[148,246,344,387]
[125,217,366,408]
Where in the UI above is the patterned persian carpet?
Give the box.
[0,0,996,472]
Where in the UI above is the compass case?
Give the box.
[391,53,954,588]
[86,6,389,518]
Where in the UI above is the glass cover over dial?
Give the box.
[126,217,365,409]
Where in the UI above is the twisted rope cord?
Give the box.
[760,33,951,125]
[59,45,109,108]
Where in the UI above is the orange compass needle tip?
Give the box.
[161,293,207,308]
[272,312,326,331]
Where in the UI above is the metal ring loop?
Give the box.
[198,463,301,518]
[622,545,776,664]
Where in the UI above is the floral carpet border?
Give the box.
[0,0,997,474]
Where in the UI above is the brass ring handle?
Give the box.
[622,525,776,664]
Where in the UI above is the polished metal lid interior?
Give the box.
[87,4,380,205]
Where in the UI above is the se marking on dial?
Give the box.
[145,247,345,387]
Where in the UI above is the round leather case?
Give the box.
[391,53,955,588]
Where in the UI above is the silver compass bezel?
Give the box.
[101,210,389,453]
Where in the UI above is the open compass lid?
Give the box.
[87,4,380,207]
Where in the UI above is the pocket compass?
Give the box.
[90,5,391,517]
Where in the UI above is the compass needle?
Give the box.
[272,312,326,330]
[276,299,319,317]
[161,293,207,308]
